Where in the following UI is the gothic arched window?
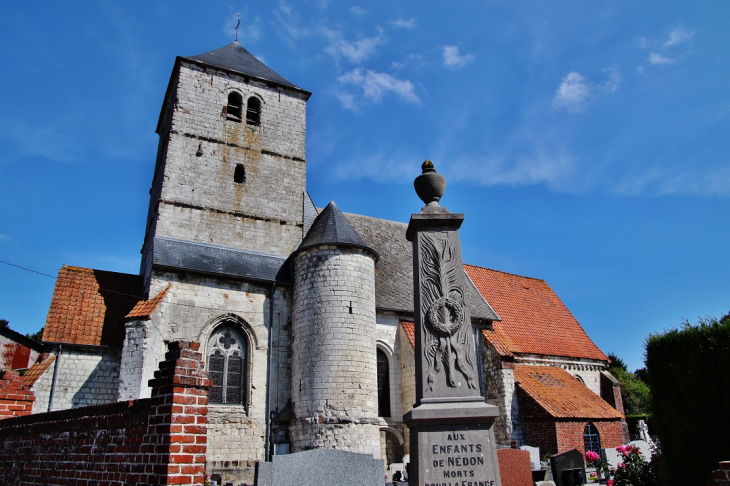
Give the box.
[208,325,247,406]
[226,92,243,122]
[583,422,601,454]
[377,348,391,417]
[246,96,261,126]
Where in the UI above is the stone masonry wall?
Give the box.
[481,341,517,446]
[148,62,307,259]
[398,323,415,456]
[134,272,292,476]
[291,246,380,457]
[30,346,121,412]
[0,341,210,486]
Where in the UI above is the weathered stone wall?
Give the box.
[481,341,517,445]
[291,246,380,457]
[142,62,308,281]
[123,271,292,475]
[29,347,120,412]
[376,313,404,422]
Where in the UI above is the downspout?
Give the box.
[48,344,61,412]
[264,281,276,461]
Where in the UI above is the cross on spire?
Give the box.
[235,13,241,42]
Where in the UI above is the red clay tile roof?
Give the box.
[126,285,171,320]
[465,264,607,361]
[43,266,143,347]
[401,321,415,349]
[22,354,56,387]
[514,365,623,419]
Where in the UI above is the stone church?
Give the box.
[22,40,627,480]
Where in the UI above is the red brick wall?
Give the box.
[0,341,210,486]
[0,370,35,417]
[555,420,624,454]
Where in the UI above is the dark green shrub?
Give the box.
[645,312,730,486]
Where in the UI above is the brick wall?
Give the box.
[555,420,624,454]
[0,370,35,417]
[0,341,210,486]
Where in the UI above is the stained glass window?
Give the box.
[584,422,601,454]
[208,324,247,406]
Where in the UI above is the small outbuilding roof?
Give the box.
[514,365,623,419]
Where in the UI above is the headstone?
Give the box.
[254,449,385,486]
[497,449,533,486]
[603,447,621,470]
[519,445,541,470]
[628,440,652,461]
[404,161,502,486]
[549,449,586,486]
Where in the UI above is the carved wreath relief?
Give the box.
[419,232,477,391]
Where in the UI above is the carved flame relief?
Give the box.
[420,233,477,391]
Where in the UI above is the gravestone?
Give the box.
[549,449,586,486]
[497,449,533,486]
[519,445,541,470]
[404,161,502,486]
[254,449,385,486]
[603,447,621,470]
[628,440,652,461]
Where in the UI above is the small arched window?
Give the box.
[583,422,601,454]
[377,349,391,417]
[226,92,243,122]
[208,324,247,406]
[246,96,261,126]
[234,164,246,184]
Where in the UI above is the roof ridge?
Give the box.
[61,265,141,278]
[343,211,408,228]
[464,263,545,283]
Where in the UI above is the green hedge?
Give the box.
[624,414,651,438]
[645,313,730,486]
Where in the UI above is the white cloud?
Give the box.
[350,6,366,15]
[323,28,385,64]
[648,52,675,65]
[552,72,591,112]
[0,234,9,241]
[552,69,620,113]
[664,27,695,47]
[443,45,474,68]
[392,18,416,29]
[336,68,420,108]
[615,165,730,197]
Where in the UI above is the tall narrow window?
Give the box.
[208,324,247,406]
[226,92,243,122]
[377,349,391,417]
[234,164,246,184]
[246,96,261,125]
[583,423,601,453]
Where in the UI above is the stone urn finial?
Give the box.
[414,160,446,208]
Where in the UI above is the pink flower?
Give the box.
[585,451,600,462]
[607,480,614,486]
[616,445,627,454]
[618,462,626,469]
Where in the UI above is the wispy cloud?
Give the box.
[392,18,416,29]
[350,6,366,15]
[0,234,9,241]
[443,45,474,68]
[553,69,620,113]
[323,27,386,64]
[274,1,312,45]
[615,165,730,197]
[664,26,695,47]
[336,68,420,108]
[648,52,675,65]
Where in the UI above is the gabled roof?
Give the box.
[401,321,416,349]
[514,365,623,419]
[43,266,143,347]
[296,202,378,260]
[345,212,498,321]
[126,285,171,320]
[183,41,309,95]
[465,264,607,362]
[23,354,56,387]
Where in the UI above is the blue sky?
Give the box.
[1,1,728,371]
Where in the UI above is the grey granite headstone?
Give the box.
[603,447,621,470]
[254,449,385,486]
[520,445,541,470]
[628,440,652,461]
[404,161,502,486]
[549,449,586,486]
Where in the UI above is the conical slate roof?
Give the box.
[295,202,378,260]
[184,41,309,94]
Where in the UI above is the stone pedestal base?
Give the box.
[404,401,502,486]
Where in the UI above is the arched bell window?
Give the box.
[208,324,247,406]
[246,96,261,126]
[377,348,391,417]
[583,422,601,454]
[226,92,243,122]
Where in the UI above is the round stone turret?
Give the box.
[290,201,381,457]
